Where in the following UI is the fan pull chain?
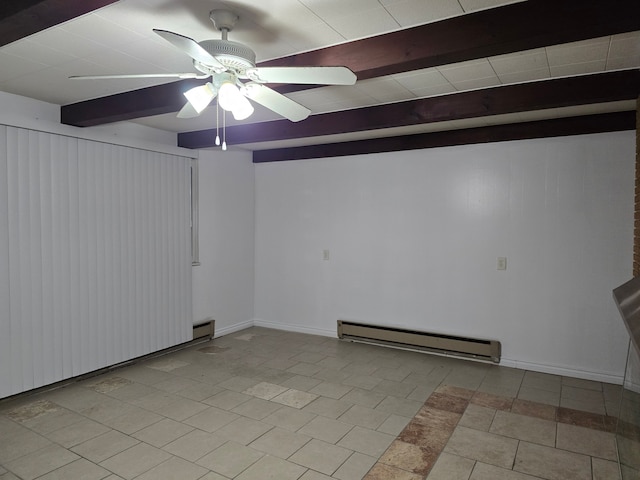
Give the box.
[215,100,221,146]
[222,109,227,151]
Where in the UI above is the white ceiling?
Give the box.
[0,0,639,150]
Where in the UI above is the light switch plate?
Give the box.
[497,257,507,270]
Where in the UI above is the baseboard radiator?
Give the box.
[193,319,215,340]
[337,320,501,363]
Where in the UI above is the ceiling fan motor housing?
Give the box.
[196,39,256,75]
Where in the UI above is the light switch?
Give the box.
[497,257,507,270]
[323,249,330,261]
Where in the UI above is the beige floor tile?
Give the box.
[426,452,475,480]
[364,462,424,479]
[303,396,353,419]
[555,423,617,460]
[216,416,273,445]
[559,397,606,415]
[489,410,556,447]
[32,458,111,480]
[272,389,319,409]
[243,381,289,400]
[341,362,378,376]
[249,426,311,458]
[514,441,591,480]
[235,454,308,480]
[134,456,209,480]
[337,426,395,457]
[176,382,224,401]
[203,389,252,410]
[162,429,227,462]
[101,407,163,435]
[197,441,263,477]
[562,377,602,392]
[342,388,387,408]
[561,385,604,402]
[510,398,557,421]
[310,382,353,399]
[372,366,413,382]
[289,438,353,475]
[44,418,111,449]
[6,443,79,480]
[444,426,518,469]
[377,414,411,436]
[262,405,316,431]
[231,397,283,420]
[521,371,562,393]
[314,368,351,383]
[517,386,560,406]
[106,379,158,402]
[378,440,437,476]
[0,427,52,463]
[80,398,140,424]
[343,374,382,390]
[300,470,333,480]
[376,395,423,417]
[458,404,496,432]
[20,407,83,435]
[280,374,323,392]
[131,418,193,448]
[71,430,139,463]
[182,406,239,432]
[154,397,210,421]
[218,376,261,392]
[298,416,353,443]
[339,404,390,429]
[334,452,377,480]
[372,380,416,398]
[99,442,171,479]
[407,384,438,402]
[469,462,541,479]
[288,362,323,376]
[198,472,233,480]
[592,458,621,480]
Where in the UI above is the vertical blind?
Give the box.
[0,126,193,398]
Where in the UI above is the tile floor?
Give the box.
[0,327,623,480]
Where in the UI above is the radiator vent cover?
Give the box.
[337,320,501,363]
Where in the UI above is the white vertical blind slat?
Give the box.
[0,128,192,398]
[0,126,11,398]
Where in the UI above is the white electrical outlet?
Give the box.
[497,257,507,270]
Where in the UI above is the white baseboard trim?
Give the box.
[501,358,623,385]
[213,320,254,338]
[253,319,336,338]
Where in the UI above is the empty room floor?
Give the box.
[0,327,622,480]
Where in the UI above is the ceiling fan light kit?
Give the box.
[69,8,357,149]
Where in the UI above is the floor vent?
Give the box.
[337,320,501,363]
[193,319,215,340]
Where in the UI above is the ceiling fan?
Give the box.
[70,9,357,123]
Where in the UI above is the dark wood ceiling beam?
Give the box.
[61,78,207,127]
[60,0,640,127]
[0,0,119,48]
[177,70,640,149]
[265,0,640,83]
[252,111,636,162]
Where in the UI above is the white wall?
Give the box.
[192,149,255,336]
[254,132,635,382]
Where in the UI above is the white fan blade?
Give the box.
[69,73,208,80]
[153,29,225,70]
[245,66,357,85]
[177,101,200,118]
[241,83,310,122]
